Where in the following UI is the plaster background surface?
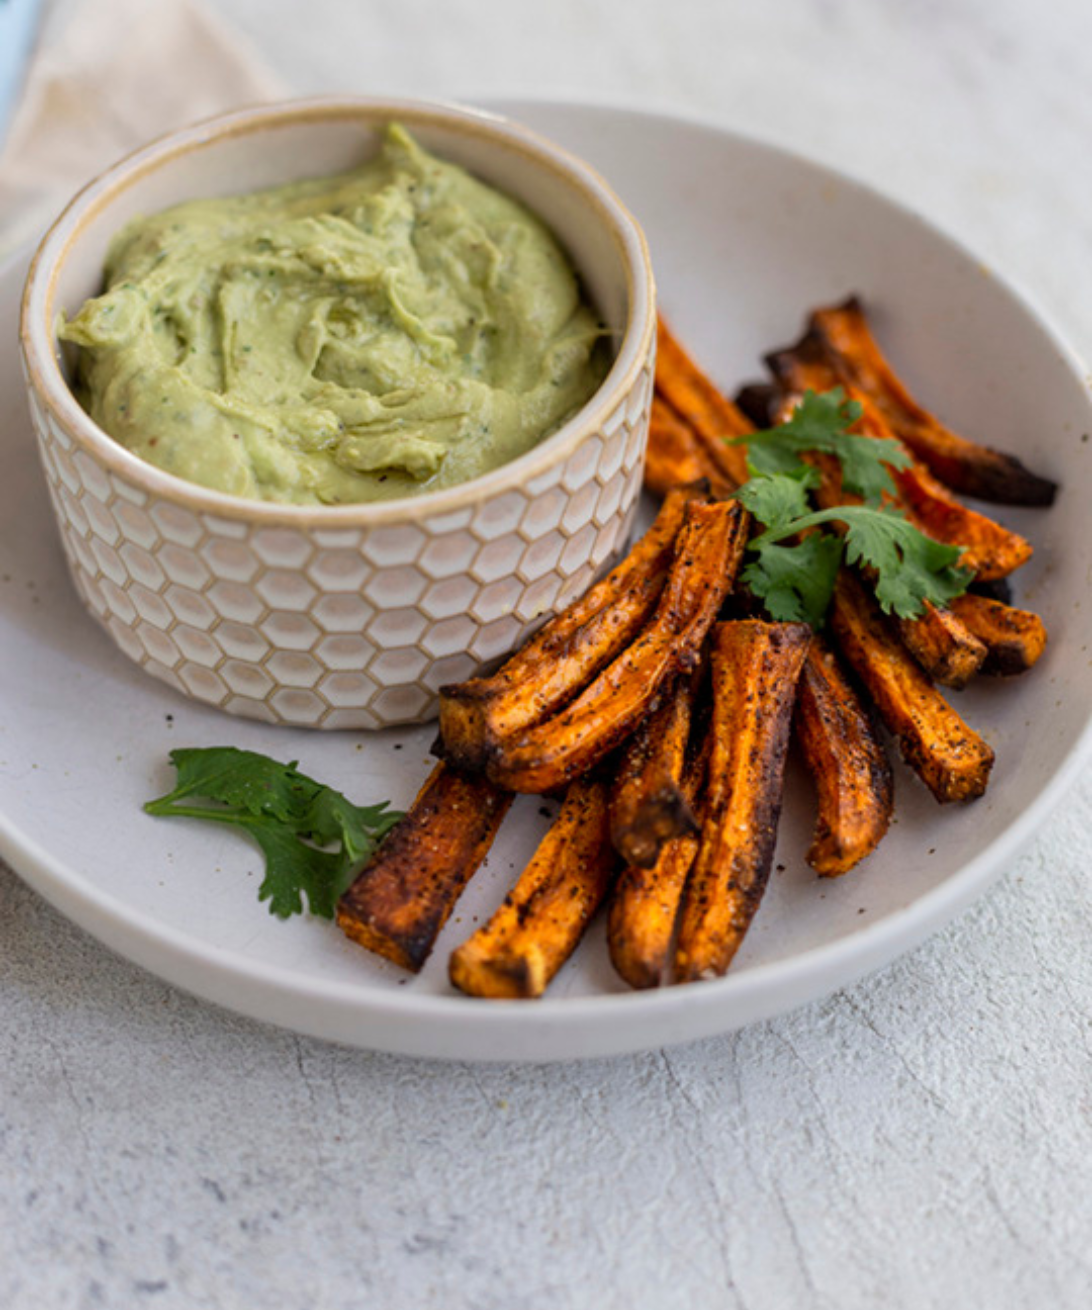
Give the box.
[2,2,1091,1306]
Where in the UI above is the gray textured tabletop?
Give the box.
[3,2,1091,1307]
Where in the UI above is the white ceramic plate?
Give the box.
[2,101,1090,1061]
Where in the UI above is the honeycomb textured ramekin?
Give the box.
[20,98,655,728]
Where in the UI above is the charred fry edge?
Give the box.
[439,485,702,771]
[674,620,812,982]
[810,296,1057,506]
[733,381,781,429]
[895,602,987,691]
[609,671,699,869]
[448,776,616,999]
[336,763,512,972]
[485,499,749,794]
[828,572,994,803]
[947,592,1048,676]
[794,637,894,877]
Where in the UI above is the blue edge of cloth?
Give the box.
[0,0,45,150]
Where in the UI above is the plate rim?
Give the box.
[3,97,1092,1060]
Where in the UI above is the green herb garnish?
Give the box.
[145,747,402,919]
[729,389,972,627]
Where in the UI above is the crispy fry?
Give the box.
[890,460,1032,580]
[895,601,987,690]
[609,671,699,868]
[794,637,894,876]
[484,499,750,794]
[336,764,512,972]
[947,592,1048,676]
[608,737,710,989]
[448,776,616,999]
[674,620,811,982]
[767,336,1034,580]
[654,315,751,488]
[780,441,989,686]
[645,397,717,497]
[440,484,702,772]
[810,296,1058,506]
[828,572,994,803]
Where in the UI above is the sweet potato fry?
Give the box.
[767,337,1034,580]
[336,764,512,972]
[448,776,616,999]
[828,572,994,803]
[674,620,811,982]
[794,637,894,877]
[947,592,1048,676]
[484,499,750,794]
[791,444,991,686]
[655,315,751,488]
[645,397,717,497]
[609,671,699,868]
[440,484,701,772]
[895,601,987,690]
[891,460,1032,580]
[609,830,701,991]
[608,742,708,989]
[810,296,1058,505]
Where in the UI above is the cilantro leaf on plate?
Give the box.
[144,747,402,919]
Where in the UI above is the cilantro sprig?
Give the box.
[144,747,402,919]
[735,389,913,504]
[729,389,971,627]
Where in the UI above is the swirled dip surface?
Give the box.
[60,124,608,504]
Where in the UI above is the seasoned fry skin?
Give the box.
[947,592,1048,676]
[484,499,750,794]
[439,484,701,772]
[654,315,752,488]
[609,671,699,869]
[895,601,987,691]
[829,572,995,803]
[449,776,616,999]
[794,637,894,877]
[336,764,512,972]
[674,620,811,983]
[810,296,1058,506]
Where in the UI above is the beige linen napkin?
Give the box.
[0,0,286,257]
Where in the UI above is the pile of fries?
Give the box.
[337,298,1054,999]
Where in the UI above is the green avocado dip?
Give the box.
[59,124,609,505]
